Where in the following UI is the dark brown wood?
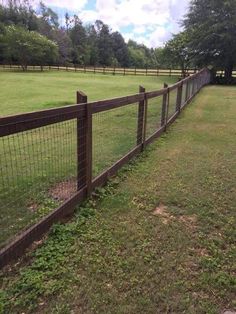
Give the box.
[91,94,144,113]
[142,93,148,148]
[137,86,145,146]
[176,82,183,112]
[161,83,168,127]
[76,91,88,191]
[86,103,92,196]
[0,104,86,137]
[146,88,167,99]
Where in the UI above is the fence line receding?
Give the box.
[0,68,211,268]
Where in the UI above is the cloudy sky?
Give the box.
[41,0,190,47]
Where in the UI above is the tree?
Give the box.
[183,0,236,81]
[3,25,58,70]
[96,20,113,66]
[163,32,194,76]
[69,15,87,65]
[111,32,129,67]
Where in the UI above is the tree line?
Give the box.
[0,0,166,70]
[0,0,236,82]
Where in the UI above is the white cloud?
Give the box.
[79,0,190,47]
[40,0,88,11]
[29,0,190,47]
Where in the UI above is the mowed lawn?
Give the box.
[0,71,177,115]
[1,86,235,313]
[0,71,177,248]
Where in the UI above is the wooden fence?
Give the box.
[0,64,198,77]
[0,68,211,268]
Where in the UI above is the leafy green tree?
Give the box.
[96,20,113,66]
[183,0,236,80]
[163,32,195,76]
[69,15,87,65]
[0,0,38,31]
[86,24,99,65]
[3,25,58,70]
[111,32,129,67]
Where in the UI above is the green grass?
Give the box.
[0,71,177,116]
[0,85,235,313]
[0,71,176,248]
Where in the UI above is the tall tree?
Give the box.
[183,0,236,80]
[96,20,113,66]
[69,15,87,65]
[111,32,129,67]
[163,31,195,76]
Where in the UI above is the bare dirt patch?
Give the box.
[152,204,174,224]
[178,214,197,230]
[49,178,77,202]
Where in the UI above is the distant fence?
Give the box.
[0,64,233,77]
[0,68,211,268]
[0,64,198,77]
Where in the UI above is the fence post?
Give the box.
[137,86,146,149]
[76,91,92,196]
[161,83,168,128]
[185,79,189,102]
[124,67,126,76]
[176,82,183,113]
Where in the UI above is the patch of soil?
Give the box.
[178,214,197,229]
[152,204,174,224]
[50,178,77,202]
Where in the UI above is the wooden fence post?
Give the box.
[76,91,92,196]
[137,86,145,149]
[124,67,126,76]
[161,83,168,128]
[176,82,183,113]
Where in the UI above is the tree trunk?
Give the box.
[224,62,234,82]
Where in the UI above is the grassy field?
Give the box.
[0,71,177,248]
[0,85,235,313]
[0,71,177,115]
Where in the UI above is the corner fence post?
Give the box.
[161,83,168,129]
[76,91,92,196]
[137,86,146,150]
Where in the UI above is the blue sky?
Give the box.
[40,0,190,47]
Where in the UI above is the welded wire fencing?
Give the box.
[0,68,211,267]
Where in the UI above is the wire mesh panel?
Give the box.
[92,103,138,178]
[0,117,85,247]
[168,88,178,120]
[146,96,163,139]
[181,82,187,107]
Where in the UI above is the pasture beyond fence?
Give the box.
[0,68,211,268]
